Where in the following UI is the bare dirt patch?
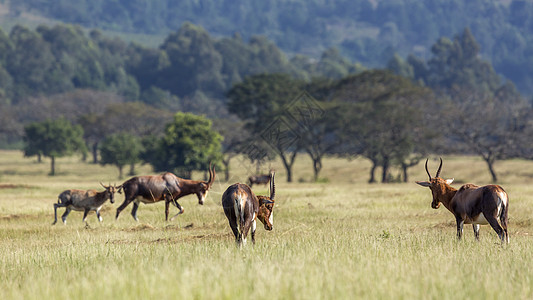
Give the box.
[108,232,230,245]
[0,213,40,221]
[0,184,33,189]
[123,223,156,232]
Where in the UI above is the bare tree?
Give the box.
[442,86,529,182]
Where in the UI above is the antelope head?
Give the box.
[100,182,119,204]
[197,163,216,205]
[257,171,275,230]
[415,158,454,209]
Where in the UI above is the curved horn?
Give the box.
[435,157,443,178]
[424,159,431,180]
[207,162,215,187]
[100,182,107,188]
[269,171,275,201]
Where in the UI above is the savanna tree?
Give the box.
[143,112,222,178]
[23,118,86,175]
[99,133,143,179]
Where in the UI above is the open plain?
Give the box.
[1,150,532,299]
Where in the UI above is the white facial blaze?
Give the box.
[200,191,208,204]
[269,211,273,226]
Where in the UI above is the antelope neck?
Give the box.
[435,183,457,211]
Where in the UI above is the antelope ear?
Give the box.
[415,181,431,187]
[445,178,454,185]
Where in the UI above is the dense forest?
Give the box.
[9,0,533,95]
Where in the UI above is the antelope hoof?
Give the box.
[170,208,185,221]
[52,220,57,225]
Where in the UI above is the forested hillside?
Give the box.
[9,0,533,95]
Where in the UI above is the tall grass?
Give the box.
[1,151,532,299]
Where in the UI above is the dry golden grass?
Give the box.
[1,150,532,299]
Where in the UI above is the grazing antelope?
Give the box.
[416,158,509,243]
[115,164,215,221]
[222,171,275,246]
[247,174,270,188]
[52,183,118,225]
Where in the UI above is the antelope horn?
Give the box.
[269,171,275,201]
[207,162,215,187]
[435,157,443,178]
[424,159,431,180]
[100,182,107,188]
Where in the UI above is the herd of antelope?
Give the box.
[51,158,510,245]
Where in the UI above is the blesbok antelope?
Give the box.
[416,158,509,243]
[115,163,215,221]
[247,174,270,188]
[222,171,275,246]
[52,183,118,225]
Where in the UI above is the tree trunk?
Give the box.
[118,166,123,179]
[312,157,322,182]
[37,153,42,163]
[50,156,56,176]
[280,151,297,182]
[128,162,135,176]
[401,163,409,183]
[92,142,98,164]
[223,159,230,182]
[484,157,498,182]
[368,160,377,183]
[381,157,390,183]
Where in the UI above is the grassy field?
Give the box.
[1,150,532,299]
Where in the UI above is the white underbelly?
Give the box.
[471,212,489,225]
[136,196,158,204]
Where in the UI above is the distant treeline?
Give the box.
[2,22,532,183]
[0,22,361,105]
[11,0,533,95]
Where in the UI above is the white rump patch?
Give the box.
[499,192,508,206]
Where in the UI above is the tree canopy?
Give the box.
[23,118,86,175]
[99,133,143,179]
[143,112,222,178]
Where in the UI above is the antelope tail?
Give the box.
[234,194,245,240]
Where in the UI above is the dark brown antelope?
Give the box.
[416,158,509,243]
[222,171,275,246]
[53,183,118,225]
[115,164,215,221]
[247,174,270,188]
